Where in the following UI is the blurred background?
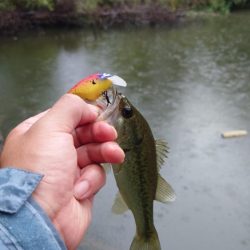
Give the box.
[0,1,250,250]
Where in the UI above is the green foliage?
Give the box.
[28,0,55,10]
[208,0,248,12]
[0,0,56,11]
[78,0,99,10]
[0,0,249,12]
[180,0,248,12]
[17,0,55,10]
[79,0,126,10]
[164,0,189,10]
[79,0,190,11]
[208,0,231,13]
[0,0,15,11]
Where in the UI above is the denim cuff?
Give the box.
[0,197,67,250]
[0,167,43,213]
[0,167,67,250]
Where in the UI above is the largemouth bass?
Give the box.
[99,92,175,250]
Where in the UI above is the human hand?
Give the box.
[0,94,124,250]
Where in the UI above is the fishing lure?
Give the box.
[68,73,127,101]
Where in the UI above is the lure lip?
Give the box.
[107,75,127,87]
[98,73,127,87]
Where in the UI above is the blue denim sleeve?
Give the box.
[0,168,67,250]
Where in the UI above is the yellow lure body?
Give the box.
[68,73,112,101]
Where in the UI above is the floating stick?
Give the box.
[221,130,248,138]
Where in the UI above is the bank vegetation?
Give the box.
[0,0,250,34]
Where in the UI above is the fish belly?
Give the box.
[114,144,157,237]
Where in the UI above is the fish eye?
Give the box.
[122,105,133,119]
[92,80,96,85]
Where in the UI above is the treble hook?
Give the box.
[102,91,111,105]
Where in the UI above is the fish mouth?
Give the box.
[96,86,122,122]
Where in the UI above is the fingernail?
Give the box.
[109,125,117,138]
[102,123,117,138]
[74,180,90,199]
[108,142,125,163]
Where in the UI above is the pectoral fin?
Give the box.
[112,192,129,214]
[155,175,176,203]
[155,139,169,170]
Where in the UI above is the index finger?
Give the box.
[74,121,117,147]
[36,94,99,133]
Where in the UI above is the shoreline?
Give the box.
[0,4,184,35]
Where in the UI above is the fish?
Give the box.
[68,74,175,249]
[68,73,127,101]
[98,91,176,250]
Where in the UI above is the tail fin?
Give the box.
[130,227,161,250]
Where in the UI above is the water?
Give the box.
[1,11,250,250]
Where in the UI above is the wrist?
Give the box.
[32,181,62,222]
[32,190,66,244]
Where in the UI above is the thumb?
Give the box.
[35,94,99,133]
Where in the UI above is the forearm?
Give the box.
[0,168,66,250]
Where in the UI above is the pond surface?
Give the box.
[1,11,250,250]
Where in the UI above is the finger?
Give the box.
[74,121,117,147]
[74,164,106,200]
[77,141,125,167]
[36,94,99,133]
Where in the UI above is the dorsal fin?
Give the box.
[155,139,169,170]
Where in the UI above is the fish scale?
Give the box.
[127,148,155,236]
